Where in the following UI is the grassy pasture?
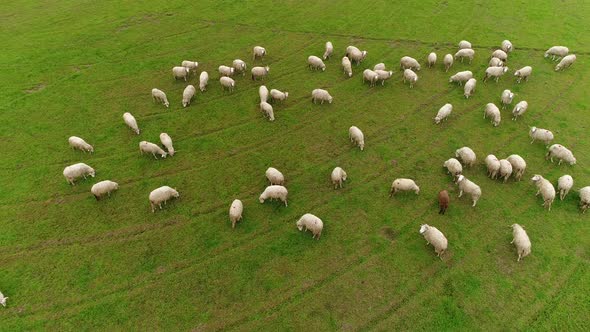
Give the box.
[1,0,589,330]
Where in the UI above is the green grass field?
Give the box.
[1,1,590,330]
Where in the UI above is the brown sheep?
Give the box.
[438,190,450,214]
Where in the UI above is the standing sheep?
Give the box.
[265,167,285,185]
[579,186,590,213]
[491,49,508,61]
[181,60,199,74]
[345,46,367,65]
[199,71,209,92]
[260,102,275,121]
[151,88,170,108]
[501,89,514,109]
[489,57,504,67]
[512,101,528,121]
[182,85,196,107]
[139,141,167,159]
[438,190,450,214]
[455,146,476,167]
[259,85,269,103]
[220,77,236,92]
[400,56,421,71]
[0,291,7,307]
[514,66,532,83]
[499,159,513,183]
[341,56,353,77]
[529,127,554,146]
[434,103,453,124]
[123,112,140,135]
[419,224,448,259]
[149,186,179,212]
[483,66,509,82]
[463,78,477,98]
[544,46,568,61]
[229,199,243,228]
[507,154,527,181]
[218,65,235,77]
[531,174,556,210]
[91,180,119,200]
[296,213,323,240]
[501,40,513,53]
[373,63,386,71]
[270,89,289,103]
[427,52,437,68]
[449,71,473,85]
[308,55,326,71]
[323,41,334,60]
[458,40,472,49]
[402,69,418,88]
[485,154,501,179]
[63,163,95,185]
[331,167,347,189]
[159,133,175,156]
[483,103,501,127]
[511,224,531,262]
[362,69,379,87]
[375,70,393,86]
[456,175,482,207]
[557,175,574,200]
[232,59,247,76]
[311,89,333,104]
[252,46,266,60]
[251,66,270,80]
[259,185,288,206]
[390,178,420,196]
[555,54,576,71]
[443,54,453,72]
[546,144,576,165]
[68,136,94,153]
[348,126,364,151]
[443,158,463,177]
[454,49,475,63]
[172,66,190,81]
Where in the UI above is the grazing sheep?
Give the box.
[0,291,7,307]
[555,54,576,71]
[579,187,590,213]
[63,163,95,185]
[428,52,437,68]
[400,56,421,71]
[199,71,209,92]
[463,78,477,98]
[91,180,119,200]
[260,102,275,121]
[375,69,394,86]
[362,69,379,87]
[491,49,508,61]
[181,60,199,74]
[297,213,323,240]
[489,57,504,67]
[456,175,482,207]
[403,69,418,88]
[251,66,269,80]
[323,41,334,60]
[443,158,463,177]
[511,101,528,120]
[557,175,574,200]
[438,190,450,214]
[531,174,556,210]
[220,76,236,92]
[501,89,514,109]
[331,167,347,189]
[159,133,175,156]
[68,136,94,153]
[253,46,266,60]
[501,40,513,53]
[151,88,170,108]
[514,66,532,83]
[546,144,576,165]
[345,46,367,64]
[507,154,527,181]
[483,66,509,82]
[483,103,501,127]
[373,63,386,71]
[265,167,285,185]
[511,224,531,262]
[229,199,243,228]
[499,159,513,182]
[139,141,167,159]
[123,112,140,135]
[182,85,196,107]
[455,147,476,167]
[419,224,448,259]
[342,56,353,77]
[454,49,475,63]
[259,185,288,206]
[218,65,235,77]
[443,54,453,72]
[259,85,269,103]
[544,46,568,61]
[529,127,554,146]
[434,103,453,124]
[270,89,289,103]
[149,186,179,213]
[449,71,473,85]
[390,178,420,196]
[458,40,472,49]
[348,126,364,151]
[311,89,333,104]
[172,66,190,81]
[485,154,501,179]
[308,55,326,71]
[232,59,247,76]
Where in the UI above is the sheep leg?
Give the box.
[558,159,562,165]
[153,153,158,160]
[510,238,514,244]
[458,190,463,197]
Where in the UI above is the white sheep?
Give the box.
[375,69,393,86]
[507,154,527,181]
[311,89,333,104]
[251,66,269,80]
[265,167,285,185]
[449,71,473,85]
[427,52,437,68]
[308,55,326,71]
[270,89,288,103]
[331,167,347,189]
[455,146,476,167]
[454,49,475,63]
[260,102,275,121]
[463,78,477,98]
[218,65,235,77]
[68,136,94,153]
[259,185,288,206]
[362,69,379,87]
[252,46,266,60]
[511,101,528,120]
[501,40,513,53]
[400,56,421,71]
[160,133,175,156]
[349,126,364,151]
[529,127,554,146]
[220,76,235,92]
[323,41,334,60]
[181,60,199,74]
[297,213,323,240]
[489,57,504,67]
[151,88,170,108]
[139,141,167,159]
[0,291,7,307]
[390,178,420,196]
[491,49,508,61]
[345,46,367,64]
[259,85,269,103]
[485,154,501,179]
[199,71,209,92]
[123,112,139,135]
[91,180,119,200]
[419,224,448,259]
[499,159,513,183]
[456,175,482,207]
[557,175,574,200]
[182,85,196,107]
[443,54,453,72]
[172,66,190,81]
[63,163,95,185]
[232,59,247,76]
[546,144,576,165]
[434,103,453,124]
[511,224,531,262]
[514,66,532,83]
[483,103,501,127]
[483,66,509,82]
[229,199,243,228]
[501,89,514,109]
[403,69,418,88]
[342,56,353,77]
[544,46,568,61]
[555,54,576,71]
[579,187,590,213]
[373,63,386,71]
[149,186,179,213]
[443,158,463,177]
[531,174,556,210]
[458,40,472,49]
